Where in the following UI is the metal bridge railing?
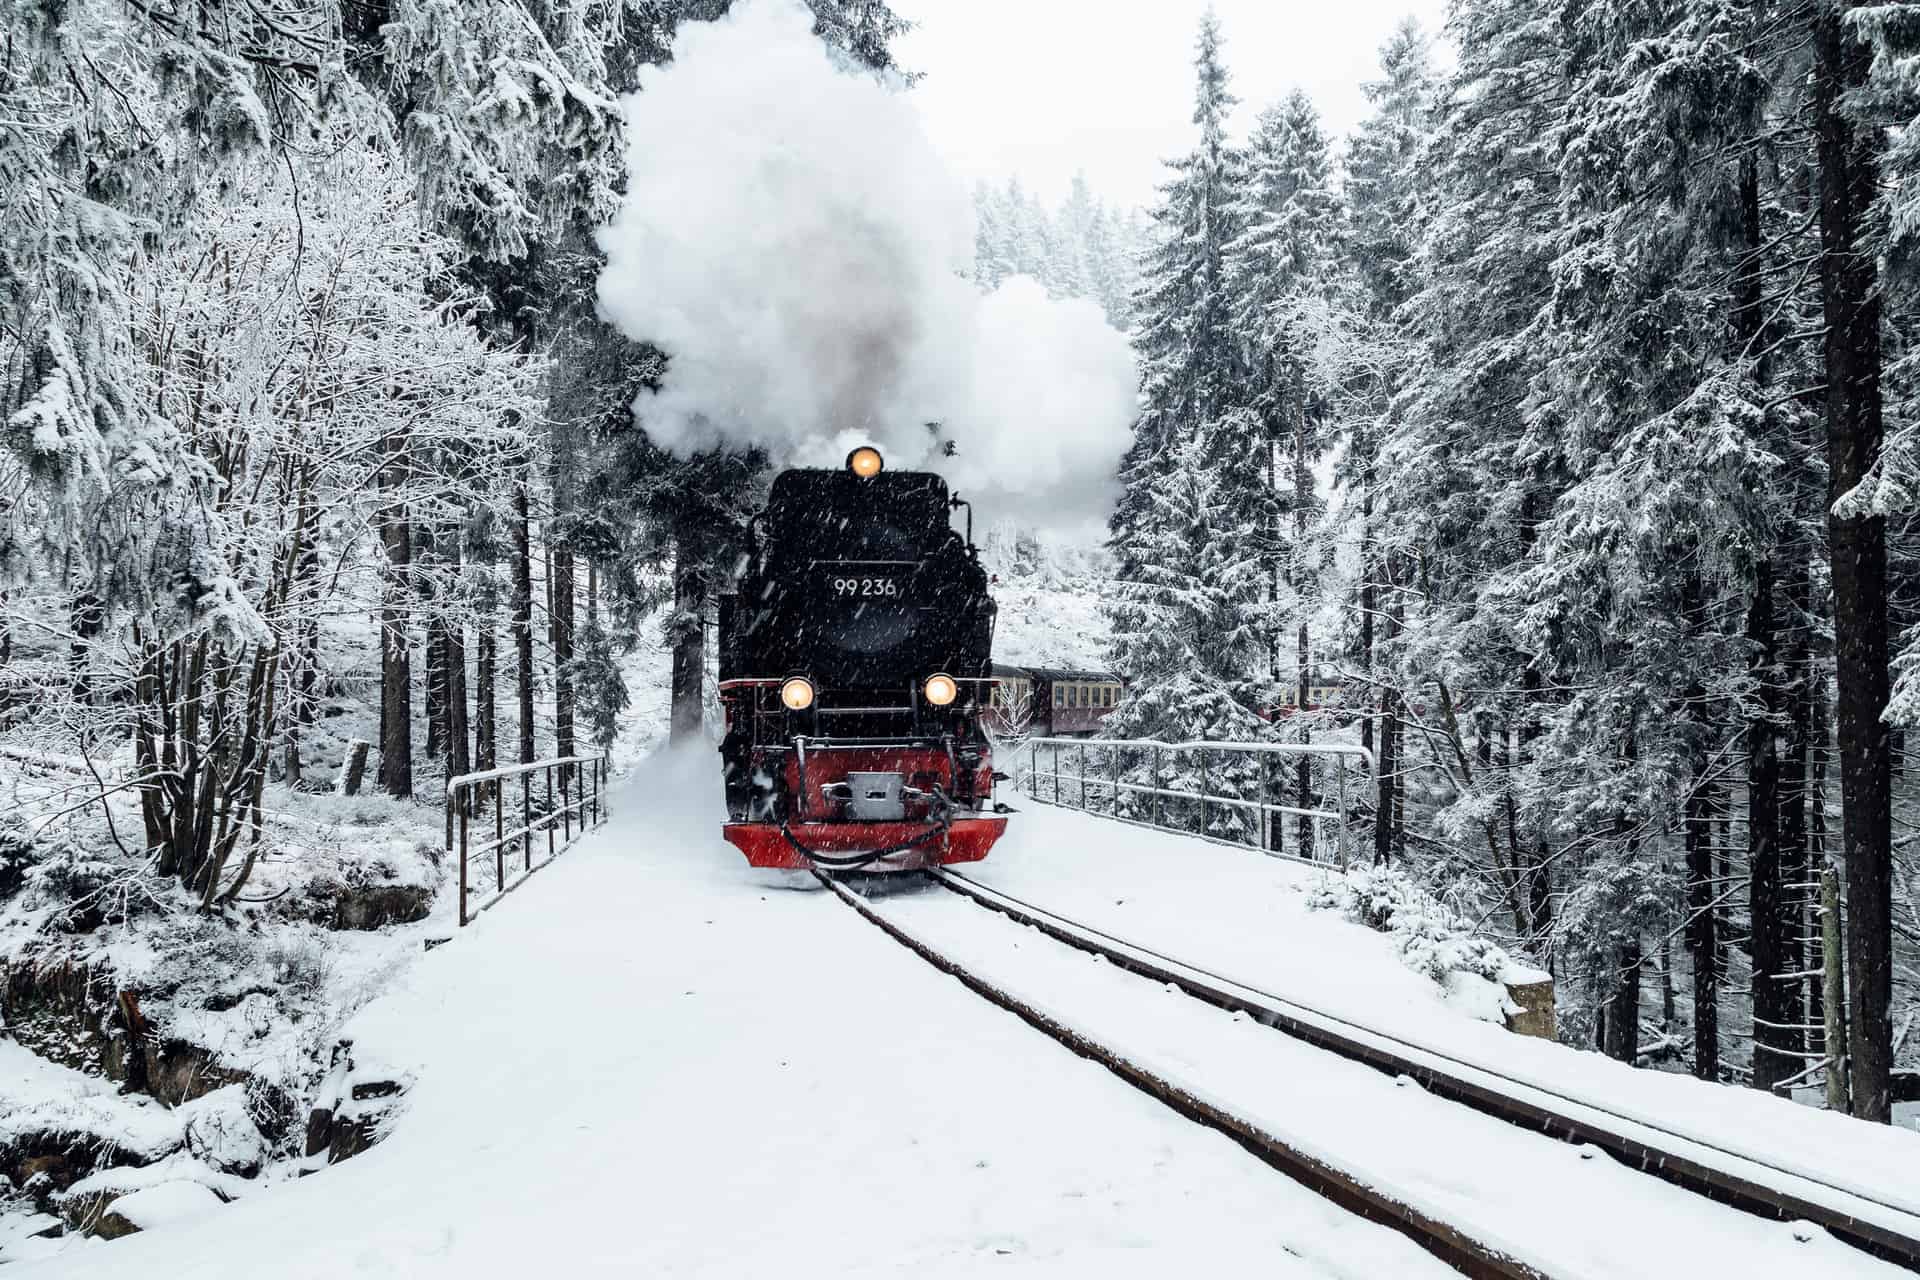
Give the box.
[446,754,610,927]
[1018,737,1373,867]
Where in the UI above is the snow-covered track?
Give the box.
[931,868,1920,1273]
[821,871,1547,1280]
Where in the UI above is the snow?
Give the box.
[100,1182,223,1231]
[13,746,1914,1274]
[14,746,1451,1277]
[853,877,1906,1278]
[963,798,1920,1226]
[60,1151,246,1210]
[0,1042,182,1165]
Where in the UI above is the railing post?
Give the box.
[547,765,557,864]
[522,771,532,873]
[458,789,470,928]
[1111,745,1120,816]
[1336,761,1349,870]
[1200,747,1210,836]
[494,778,505,893]
[1079,741,1087,811]
[1152,746,1163,830]
[562,760,573,844]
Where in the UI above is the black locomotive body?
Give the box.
[716,448,1008,870]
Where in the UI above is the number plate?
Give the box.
[823,571,903,600]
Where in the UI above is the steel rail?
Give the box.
[818,871,1547,1280]
[930,868,1920,1272]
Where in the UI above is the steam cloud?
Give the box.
[595,0,1137,533]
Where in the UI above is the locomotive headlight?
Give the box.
[923,673,958,707]
[780,677,816,711]
[847,446,884,479]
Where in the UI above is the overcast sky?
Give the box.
[889,0,1452,212]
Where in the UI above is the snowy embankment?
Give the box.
[16,747,1449,1278]
[964,800,1920,1221]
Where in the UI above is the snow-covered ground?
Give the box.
[963,798,1920,1220]
[851,875,1905,1278]
[17,747,1452,1277]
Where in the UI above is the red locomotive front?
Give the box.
[715,447,1008,872]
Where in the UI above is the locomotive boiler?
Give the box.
[716,446,1009,870]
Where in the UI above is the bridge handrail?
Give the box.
[446,754,607,797]
[446,752,610,927]
[1017,736,1371,867]
[1020,735,1374,777]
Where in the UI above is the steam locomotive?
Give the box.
[716,446,1009,871]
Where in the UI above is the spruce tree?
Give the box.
[1112,10,1247,576]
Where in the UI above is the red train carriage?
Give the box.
[984,664,1123,738]
[716,447,1008,872]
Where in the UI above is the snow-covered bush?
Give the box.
[1306,864,1512,987]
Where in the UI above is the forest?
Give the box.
[1104,3,1920,1124]
[1,0,1917,1199]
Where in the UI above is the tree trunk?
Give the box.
[670,531,707,746]
[1748,555,1796,1093]
[553,541,576,765]
[1780,546,1815,1066]
[1603,939,1642,1064]
[513,479,536,766]
[1686,770,1720,1081]
[475,620,496,777]
[1813,3,1894,1123]
[1373,558,1402,866]
[421,526,447,762]
[378,436,413,800]
[438,531,469,785]
[1293,381,1313,854]
[1732,147,1798,1094]
[1822,860,1852,1113]
[284,610,319,787]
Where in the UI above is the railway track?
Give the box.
[821,866,1920,1279]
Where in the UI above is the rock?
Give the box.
[1504,974,1556,1040]
[10,1152,85,1210]
[58,1189,141,1240]
[327,883,432,931]
[0,958,124,1079]
[180,1087,268,1178]
[339,740,370,796]
[101,1181,224,1233]
[301,1039,404,1168]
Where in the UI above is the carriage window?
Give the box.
[1053,684,1063,708]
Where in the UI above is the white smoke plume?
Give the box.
[595,0,1137,533]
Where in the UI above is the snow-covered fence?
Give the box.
[1019,737,1373,866]
[446,754,611,926]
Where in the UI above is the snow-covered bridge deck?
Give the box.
[25,748,1446,1279]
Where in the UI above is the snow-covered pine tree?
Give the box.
[1334,18,1436,866]
[1225,88,1341,844]
[1104,430,1267,839]
[1111,9,1247,580]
